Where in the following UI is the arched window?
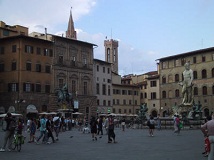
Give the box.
[162,76,166,84]
[175,74,179,82]
[175,89,179,97]
[107,48,110,62]
[193,87,198,95]
[202,86,207,95]
[212,68,214,78]
[193,71,197,79]
[162,91,166,98]
[202,69,207,79]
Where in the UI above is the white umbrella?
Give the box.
[72,112,83,115]
[0,113,22,118]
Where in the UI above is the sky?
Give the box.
[1,0,214,76]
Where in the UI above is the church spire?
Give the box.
[66,7,77,39]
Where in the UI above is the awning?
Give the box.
[26,104,38,114]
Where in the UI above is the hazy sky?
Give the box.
[1,0,214,75]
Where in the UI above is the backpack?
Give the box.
[147,120,150,126]
[8,120,16,131]
[54,118,60,126]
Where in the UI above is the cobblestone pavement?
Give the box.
[0,127,205,160]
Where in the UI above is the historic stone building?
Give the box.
[0,21,53,114]
[157,47,214,117]
[93,59,112,114]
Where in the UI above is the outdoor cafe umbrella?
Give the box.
[72,112,83,115]
[0,113,22,118]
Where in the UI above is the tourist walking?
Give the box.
[45,115,55,144]
[201,113,214,160]
[97,116,103,136]
[121,117,126,131]
[107,115,116,143]
[36,115,46,144]
[174,115,181,135]
[0,113,16,152]
[90,116,98,141]
[148,116,155,136]
[53,113,61,141]
[28,118,36,143]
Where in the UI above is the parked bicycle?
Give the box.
[11,133,25,152]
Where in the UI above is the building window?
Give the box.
[175,89,179,97]
[124,109,127,113]
[35,83,41,92]
[212,85,214,95]
[83,82,87,95]
[0,63,4,72]
[108,100,111,106]
[45,84,50,93]
[129,100,132,105]
[193,71,197,79]
[108,85,110,96]
[181,58,186,66]
[11,62,16,71]
[113,49,116,62]
[193,57,197,63]
[202,86,207,95]
[96,83,100,94]
[108,68,110,74]
[25,45,33,53]
[26,62,31,71]
[175,74,179,82]
[144,93,147,98]
[150,81,157,87]
[12,45,16,53]
[49,49,53,57]
[37,47,41,55]
[102,84,106,95]
[59,55,63,64]
[202,55,206,62]
[123,99,126,105]
[45,65,51,73]
[202,69,207,79]
[3,30,9,36]
[103,67,105,73]
[8,83,19,92]
[44,48,49,56]
[151,92,156,99]
[212,68,214,77]
[97,100,100,105]
[103,100,106,106]
[36,64,41,72]
[194,87,198,95]
[162,76,166,84]
[140,93,143,99]
[117,99,120,105]
[162,91,166,98]
[71,80,76,93]
[0,47,4,54]
[97,65,99,72]
[107,49,110,62]
[113,99,115,105]
[23,83,33,92]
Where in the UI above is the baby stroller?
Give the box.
[83,122,90,134]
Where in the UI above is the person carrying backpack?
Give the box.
[53,113,61,141]
[0,113,16,152]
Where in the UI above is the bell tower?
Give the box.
[104,39,119,74]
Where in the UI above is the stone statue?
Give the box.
[55,84,72,103]
[178,62,194,106]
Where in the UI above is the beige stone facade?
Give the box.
[157,48,214,117]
